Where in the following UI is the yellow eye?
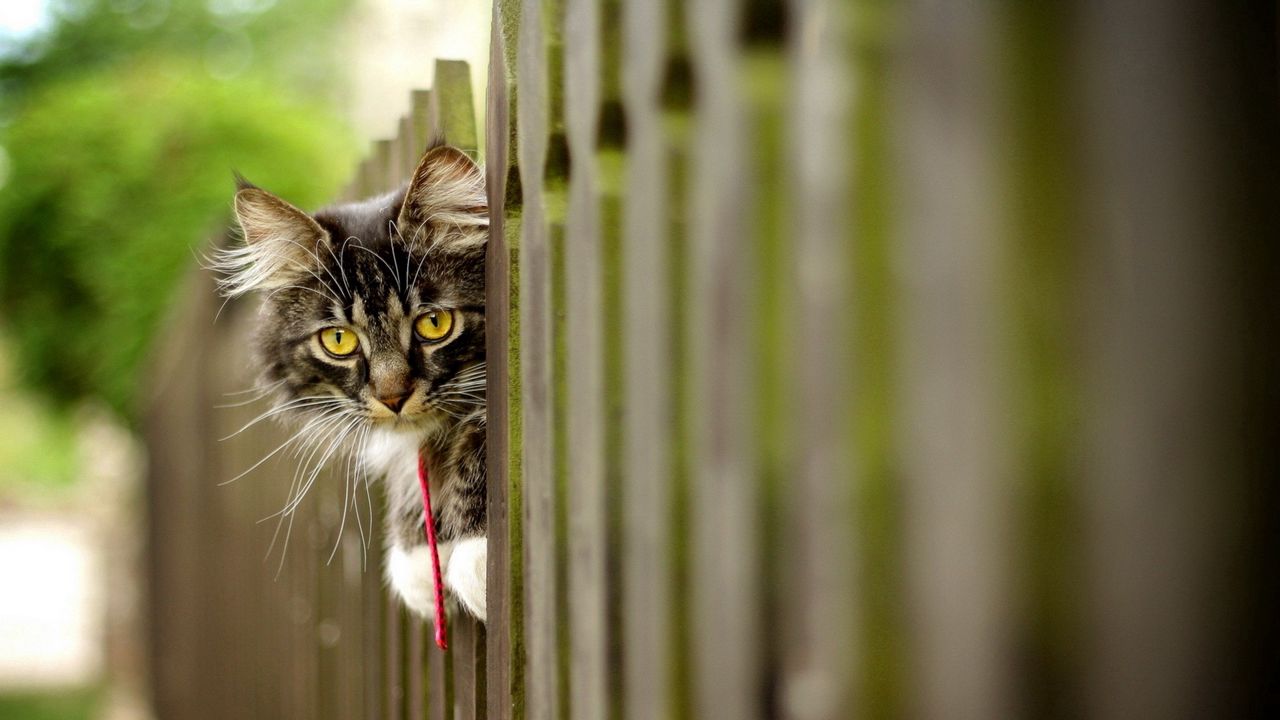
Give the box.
[318,327,359,356]
[414,309,454,342]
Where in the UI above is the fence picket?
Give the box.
[431,60,480,157]
[454,616,486,719]
[779,1,858,718]
[893,1,1013,717]
[516,1,561,719]
[484,1,521,716]
[684,1,763,719]
[563,0,609,719]
[619,1,673,719]
[1075,3,1271,717]
[429,637,449,720]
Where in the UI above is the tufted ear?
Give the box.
[397,145,487,238]
[214,185,328,297]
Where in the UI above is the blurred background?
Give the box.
[1,0,1277,718]
[0,1,486,717]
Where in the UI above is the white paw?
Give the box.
[445,536,487,622]
[386,542,453,620]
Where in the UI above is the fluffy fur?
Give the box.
[213,144,489,622]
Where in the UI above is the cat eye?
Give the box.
[414,309,454,342]
[318,326,360,357]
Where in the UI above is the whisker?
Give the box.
[219,396,344,441]
[215,380,286,408]
[360,428,375,564]
[266,412,358,575]
[263,412,351,561]
[277,415,362,519]
[278,238,347,303]
[223,407,348,486]
[264,284,342,305]
[327,421,372,567]
[223,379,284,396]
[387,221,405,292]
[351,243,400,284]
[323,237,353,298]
[328,443,355,566]
[409,225,432,288]
[348,426,369,568]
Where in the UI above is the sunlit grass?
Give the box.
[0,343,78,497]
[0,687,100,720]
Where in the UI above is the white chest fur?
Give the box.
[368,424,488,622]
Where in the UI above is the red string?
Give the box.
[417,451,448,650]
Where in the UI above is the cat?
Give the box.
[213,144,489,622]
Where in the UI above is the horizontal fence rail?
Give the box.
[146,1,1277,718]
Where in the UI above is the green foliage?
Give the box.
[0,0,358,420]
[0,0,352,108]
[0,59,356,419]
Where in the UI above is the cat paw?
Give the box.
[445,536,487,622]
[386,542,453,620]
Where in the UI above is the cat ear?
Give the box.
[397,145,487,240]
[215,186,328,297]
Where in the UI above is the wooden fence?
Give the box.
[147,1,1277,719]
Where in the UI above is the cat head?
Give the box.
[214,144,487,435]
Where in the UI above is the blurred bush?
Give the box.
[0,0,359,421]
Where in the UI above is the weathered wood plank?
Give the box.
[211,327,282,719]
[408,612,425,719]
[300,499,321,720]
[431,59,480,156]
[475,621,491,719]
[364,521,386,720]
[780,1,858,718]
[454,615,485,720]
[563,0,609,718]
[399,116,416,176]
[517,0,561,718]
[892,1,1012,717]
[429,631,448,720]
[684,1,762,719]
[340,528,364,718]
[619,0,672,718]
[411,90,434,155]
[202,283,231,720]
[206,333,243,719]
[217,303,333,719]
[387,603,405,717]
[657,19,696,720]
[283,423,308,720]
[145,268,217,720]
[485,1,523,718]
[1074,3,1277,717]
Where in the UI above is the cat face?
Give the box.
[216,145,487,433]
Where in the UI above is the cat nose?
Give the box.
[378,393,408,413]
[369,352,412,413]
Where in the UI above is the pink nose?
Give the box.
[379,394,408,413]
